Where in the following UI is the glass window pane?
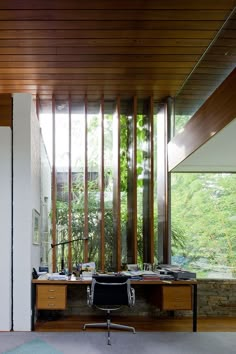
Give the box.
[104,113,114,270]
[136,113,144,263]
[71,112,85,267]
[120,114,128,265]
[171,172,236,279]
[87,111,100,267]
[55,112,69,271]
[39,112,52,270]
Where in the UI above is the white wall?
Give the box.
[13,93,41,331]
[0,128,12,331]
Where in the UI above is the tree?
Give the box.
[171,173,236,277]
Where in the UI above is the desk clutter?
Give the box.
[119,263,196,281]
[34,263,196,281]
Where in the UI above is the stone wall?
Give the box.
[197,279,236,317]
[64,280,236,318]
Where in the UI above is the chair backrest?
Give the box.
[91,275,131,306]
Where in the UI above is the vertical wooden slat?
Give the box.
[68,95,72,272]
[113,96,121,270]
[127,96,137,264]
[149,96,154,262]
[51,95,57,272]
[166,98,172,264]
[99,95,105,272]
[84,95,88,262]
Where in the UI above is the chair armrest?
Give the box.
[86,285,93,307]
[130,287,135,307]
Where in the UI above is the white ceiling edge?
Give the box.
[172,117,236,172]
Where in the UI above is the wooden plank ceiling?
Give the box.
[0,0,235,111]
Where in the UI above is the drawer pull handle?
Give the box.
[48,304,55,306]
[49,289,55,292]
[48,296,56,299]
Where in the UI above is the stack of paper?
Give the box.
[81,271,93,280]
[48,273,68,281]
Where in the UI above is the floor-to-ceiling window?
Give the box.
[39,96,159,272]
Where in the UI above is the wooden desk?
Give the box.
[32,279,197,332]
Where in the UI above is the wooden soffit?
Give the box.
[168,68,236,171]
[0,94,12,127]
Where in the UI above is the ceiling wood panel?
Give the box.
[0,48,205,55]
[0,54,203,62]
[0,68,194,74]
[0,1,235,106]
[0,39,214,47]
[0,30,217,39]
[0,0,234,10]
[0,62,197,68]
[0,10,231,21]
[175,9,236,116]
[0,20,226,31]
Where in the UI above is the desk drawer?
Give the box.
[36,285,67,310]
[162,285,192,310]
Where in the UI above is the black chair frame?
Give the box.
[83,275,136,345]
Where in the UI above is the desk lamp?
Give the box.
[51,237,89,272]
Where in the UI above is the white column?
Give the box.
[13,93,32,330]
[0,128,12,331]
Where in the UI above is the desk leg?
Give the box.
[192,284,197,332]
[31,283,36,331]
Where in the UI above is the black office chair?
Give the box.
[83,275,136,345]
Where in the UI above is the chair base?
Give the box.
[83,321,136,333]
[83,320,136,345]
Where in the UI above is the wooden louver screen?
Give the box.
[42,95,155,273]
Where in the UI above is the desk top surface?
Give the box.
[32,279,197,285]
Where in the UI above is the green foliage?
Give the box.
[171,173,236,277]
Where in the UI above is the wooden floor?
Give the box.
[34,315,236,332]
